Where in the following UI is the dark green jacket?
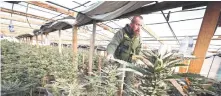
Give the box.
[107,24,141,62]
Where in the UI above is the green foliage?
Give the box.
[114,50,208,96]
[84,63,119,96]
[114,50,184,95]
[1,80,33,96]
[175,73,218,96]
[209,81,221,95]
[1,40,118,95]
[1,40,76,95]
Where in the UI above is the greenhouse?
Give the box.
[1,1,221,96]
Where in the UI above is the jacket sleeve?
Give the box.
[107,30,124,55]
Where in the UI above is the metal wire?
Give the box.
[161,10,180,45]
[47,1,91,20]
[72,1,88,7]
[26,3,32,28]
[146,17,203,25]
[152,7,206,14]
[19,2,60,16]
[10,3,14,25]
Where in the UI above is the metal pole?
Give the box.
[88,20,96,75]
[59,30,62,54]
[207,56,216,78]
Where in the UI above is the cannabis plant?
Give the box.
[210,81,221,95]
[1,80,33,96]
[1,40,76,95]
[175,73,217,96]
[115,50,187,96]
[83,63,119,96]
[115,49,219,96]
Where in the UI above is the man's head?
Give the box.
[130,16,143,36]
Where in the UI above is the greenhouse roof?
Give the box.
[0,1,221,53]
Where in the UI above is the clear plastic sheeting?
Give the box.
[75,1,152,26]
[0,1,220,52]
[147,24,173,37]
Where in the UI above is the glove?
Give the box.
[106,54,114,62]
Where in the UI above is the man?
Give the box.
[107,16,142,62]
[106,16,143,95]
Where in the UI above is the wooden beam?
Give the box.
[1,24,37,30]
[1,7,52,21]
[88,20,96,75]
[25,1,115,33]
[1,4,115,36]
[0,14,44,25]
[96,23,115,33]
[1,28,33,36]
[26,1,77,17]
[169,79,187,96]
[1,27,33,33]
[118,1,208,19]
[188,2,221,73]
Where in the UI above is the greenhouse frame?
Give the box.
[1,1,221,96]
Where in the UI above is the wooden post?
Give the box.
[104,51,107,57]
[98,56,102,74]
[41,33,44,45]
[179,60,190,73]
[72,26,78,71]
[24,37,26,43]
[28,37,30,44]
[119,61,126,96]
[88,20,96,75]
[82,54,85,65]
[25,37,27,43]
[30,37,33,45]
[59,30,62,54]
[36,35,39,47]
[18,38,21,43]
[188,2,221,73]
[169,79,187,96]
[73,26,78,55]
[27,37,30,44]
[45,33,48,45]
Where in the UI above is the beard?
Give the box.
[134,30,140,36]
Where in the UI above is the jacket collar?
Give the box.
[123,24,134,38]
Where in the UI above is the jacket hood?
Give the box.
[123,24,134,38]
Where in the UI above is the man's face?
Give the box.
[130,17,143,36]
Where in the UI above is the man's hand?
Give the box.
[106,54,114,62]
